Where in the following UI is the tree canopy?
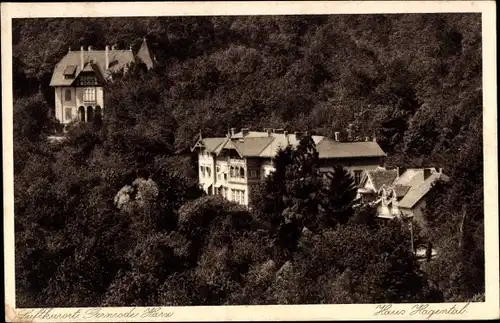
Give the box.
[13,13,484,306]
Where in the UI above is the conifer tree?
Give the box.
[322,165,358,228]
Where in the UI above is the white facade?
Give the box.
[198,149,251,206]
[55,86,104,124]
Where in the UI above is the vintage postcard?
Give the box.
[2,1,498,321]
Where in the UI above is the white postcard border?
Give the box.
[2,1,498,321]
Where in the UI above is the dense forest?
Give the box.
[12,14,484,306]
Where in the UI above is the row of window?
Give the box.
[80,75,97,86]
[215,186,245,205]
[200,166,212,178]
[204,165,362,185]
[201,165,259,181]
[64,87,96,102]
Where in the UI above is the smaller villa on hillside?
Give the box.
[49,38,155,126]
[357,167,449,228]
[191,128,387,207]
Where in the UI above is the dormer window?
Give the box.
[63,65,76,79]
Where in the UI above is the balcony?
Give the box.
[228,176,246,184]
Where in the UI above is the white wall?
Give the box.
[198,150,215,192]
[75,86,104,108]
[54,87,62,122]
[54,86,105,124]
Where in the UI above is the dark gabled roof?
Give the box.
[366,168,398,191]
[316,139,386,159]
[50,49,136,87]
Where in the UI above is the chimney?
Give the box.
[230,127,236,137]
[88,46,92,51]
[373,134,377,142]
[295,131,303,140]
[241,128,249,136]
[423,168,432,180]
[304,130,310,137]
[80,46,84,69]
[105,45,109,69]
[68,47,71,53]
[365,136,369,142]
[284,130,288,136]
[112,44,117,50]
[334,131,340,142]
[266,129,272,137]
[439,167,443,174]
[129,44,133,51]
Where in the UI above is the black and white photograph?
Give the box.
[2,1,498,321]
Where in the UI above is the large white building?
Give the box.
[49,38,155,126]
[192,128,387,206]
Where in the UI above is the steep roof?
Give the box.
[366,168,398,191]
[316,138,386,159]
[191,137,227,153]
[231,137,275,157]
[398,171,450,208]
[49,49,136,87]
[136,38,155,70]
[393,184,411,198]
[230,131,385,159]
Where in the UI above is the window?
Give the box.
[80,75,96,86]
[200,166,205,177]
[83,87,96,102]
[64,107,72,121]
[229,189,246,205]
[206,167,211,177]
[240,167,245,179]
[64,89,72,101]
[354,170,363,185]
[224,173,228,182]
[224,187,228,198]
[250,170,258,179]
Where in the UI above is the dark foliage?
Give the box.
[13,14,483,306]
